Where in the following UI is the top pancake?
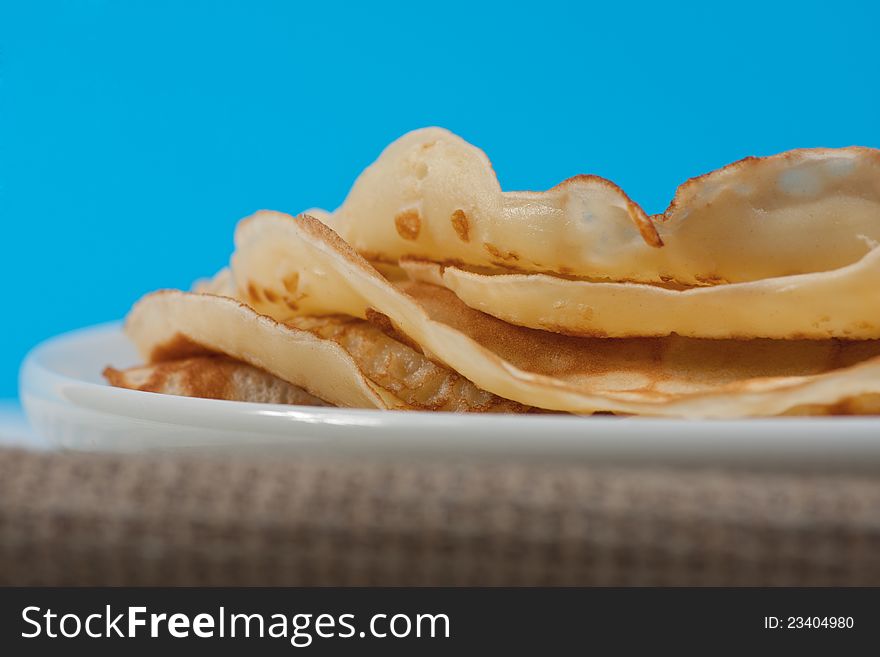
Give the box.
[313,127,880,285]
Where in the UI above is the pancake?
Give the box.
[400,251,880,339]
[104,356,329,406]
[123,290,528,413]
[312,127,880,285]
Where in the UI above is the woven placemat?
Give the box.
[1,447,878,586]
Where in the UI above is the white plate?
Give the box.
[18,323,880,470]
[0,400,45,450]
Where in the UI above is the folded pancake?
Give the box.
[229,211,880,417]
[125,291,399,409]
[104,356,329,406]
[401,251,880,339]
[123,290,528,413]
[311,127,880,285]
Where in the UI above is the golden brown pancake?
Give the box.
[311,127,880,285]
[400,252,880,339]
[104,356,329,406]
[122,290,529,413]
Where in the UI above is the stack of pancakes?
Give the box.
[106,128,880,417]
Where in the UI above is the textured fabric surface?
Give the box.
[0,447,879,586]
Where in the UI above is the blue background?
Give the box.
[1,0,878,398]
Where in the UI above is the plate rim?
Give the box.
[21,321,880,426]
[18,322,880,469]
